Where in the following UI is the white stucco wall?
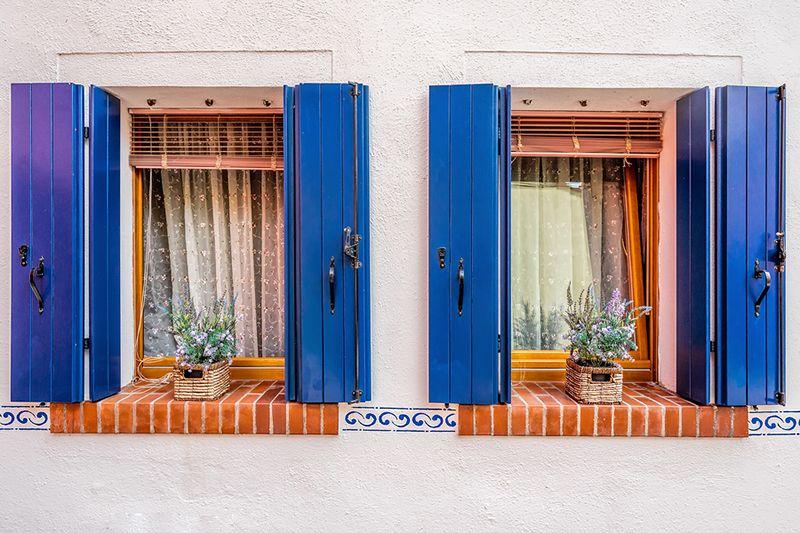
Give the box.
[2,1,800,531]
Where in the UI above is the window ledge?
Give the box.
[459,382,748,437]
[50,381,338,435]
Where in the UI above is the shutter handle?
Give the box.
[457,258,465,316]
[753,259,771,317]
[29,257,45,315]
[328,256,336,314]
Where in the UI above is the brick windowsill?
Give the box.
[459,382,748,437]
[50,380,338,435]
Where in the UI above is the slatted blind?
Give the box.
[512,111,663,158]
[129,109,283,170]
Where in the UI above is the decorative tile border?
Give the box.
[0,404,50,431]
[342,406,457,433]
[749,410,800,436]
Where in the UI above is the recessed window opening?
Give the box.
[510,109,660,382]
[131,109,286,380]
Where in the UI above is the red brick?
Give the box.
[699,407,715,437]
[545,405,561,436]
[596,406,613,436]
[492,406,509,436]
[458,405,474,435]
[613,405,630,436]
[511,405,527,436]
[630,406,647,436]
[288,403,304,434]
[187,402,203,433]
[664,406,680,437]
[716,407,733,437]
[322,404,339,435]
[49,404,66,433]
[733,407,749,438]
[681,407,698,437]
[82,402,98,433]
[306,404,322,435]
[272,402,287,434]
[527,406,544,436]
[474,406,492,435]
[66,404,81,433]
[648,406,664,436]
[170,401,186,433]
[562,405,578,436]
[152,396,170,434]
[237,403,254,434]
[254,399,270,434]
[116,402,134,434]
[579,405,595,436]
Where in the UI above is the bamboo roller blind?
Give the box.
[129,109,283,170]
[512,111,663,158]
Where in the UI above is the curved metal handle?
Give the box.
[457,258,464,316]
[754,259,772,317]
[29,257,44,315]
[328,256,336,314]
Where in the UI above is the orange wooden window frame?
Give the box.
[510,158,659,383]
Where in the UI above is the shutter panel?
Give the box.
[11,83,85,402]
[428,84,510,405]
[283,85,298,401]
[675,87,711,405]
[288,83,371,403]
[715,85,786,406]
[89,86,121,401]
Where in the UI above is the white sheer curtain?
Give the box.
[142,166,284,358]
[511,157,629,351]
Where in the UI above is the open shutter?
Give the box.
[89,86,122,401]
[428,84,510,405]
[675,87,712,405]
[11,83,85,402]
[286,83,371,403]
[715,85,786,406]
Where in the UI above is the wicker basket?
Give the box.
[564,358,623,404]
[173,360,231,401]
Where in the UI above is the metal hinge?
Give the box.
[83,126,89,140]
[709,129,716,142]
[709,340,716,352]
[343,226,362,269]
[777,85,786,101]
[497,334,501,353]
[776,391,786,404]
[83,338,90,350]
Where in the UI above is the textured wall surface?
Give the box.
[2,1,800,531]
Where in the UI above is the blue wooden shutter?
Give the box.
[428,84,510,405]
[286,83,371,403]
[675,87,712,405]
[89,86,121,401]
[10,83,85,403]
[715,85,786,406]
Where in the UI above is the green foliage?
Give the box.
[166,296,237,369]
[563,284,651,367]
[513,300,564,351]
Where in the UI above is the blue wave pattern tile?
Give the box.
[0,404,49,431]
[749,410,800,436]
[343,406,457,432]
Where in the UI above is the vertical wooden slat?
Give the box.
[358,85,371,401]
[499,86,512,404]
[89,86,121,401]
[283,85,297,401]
[340,84,356,399]
[675,87,710,405]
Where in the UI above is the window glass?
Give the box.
[141,168,285,358]
[511,157,644,351]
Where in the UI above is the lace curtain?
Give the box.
[142,167,285,358]
[511,157,632,351]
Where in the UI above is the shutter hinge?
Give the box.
[709,340,716,352]
[776,391,786,404]
[497,334,501,353]
[83,338,90,350]
[709,129,716,142]
[777,85,786,101]
[343,227,362,269]
[83,126,90,140]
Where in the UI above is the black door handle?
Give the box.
[457,258,464,316]
[754,259,772,317]
[328,256,336,314]
[29,256,44,315]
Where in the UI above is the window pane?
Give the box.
[511,157,637,351]
[141,168,285,358]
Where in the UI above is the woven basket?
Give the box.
[173,360,231,401]
[564,357,623,404]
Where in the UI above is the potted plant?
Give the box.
[167,297,236,401]
[562,286,651,404]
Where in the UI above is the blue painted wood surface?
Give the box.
[675,87,711,405]
[716,85,784,406]
[89,86,121,401]
[11,83,84,402]
[283,85,297,401]
[428,84,507,405]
